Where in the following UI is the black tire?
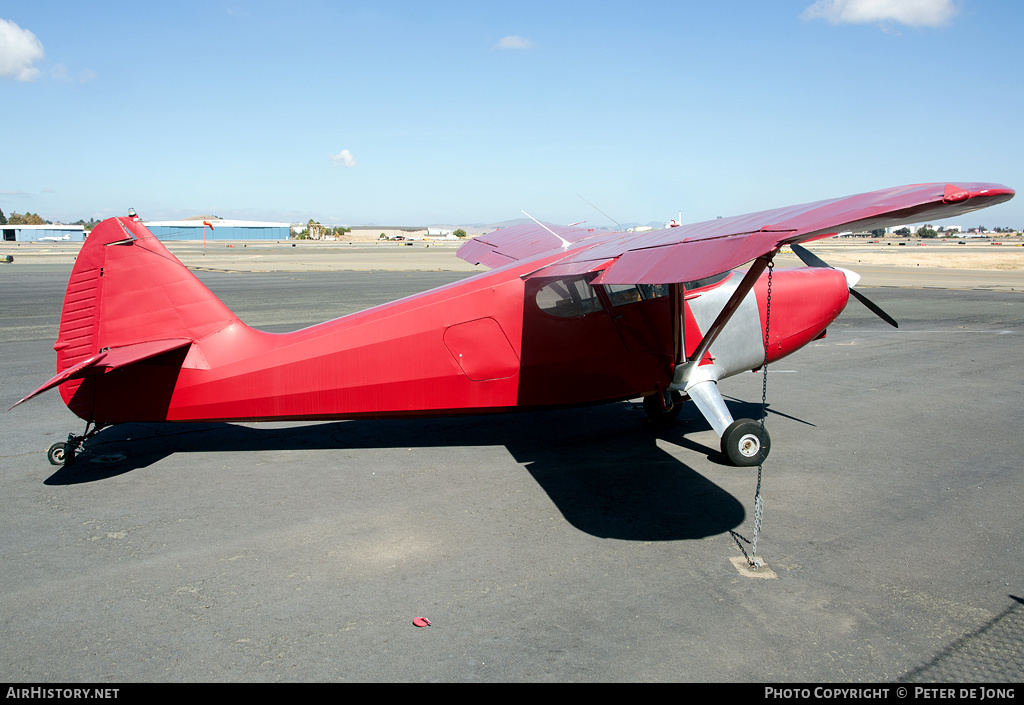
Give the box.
[721,419,770,467]
[47,442,68,466]
[643,391,683,425]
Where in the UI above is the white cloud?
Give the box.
[802,0,958,28]
[329,149,356,168]
[494,35,535,50]
[0,18,45,81]
[52,63,96,84]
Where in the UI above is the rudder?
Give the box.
[53,216,240,418]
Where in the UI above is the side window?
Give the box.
[637,284,670,300]
[604,284,642,307]
[683,271,730,291]
[535,276,604,317]
[632,273,730,300]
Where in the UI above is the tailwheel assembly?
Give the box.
[47,441,71,466]
[46,423,106,466]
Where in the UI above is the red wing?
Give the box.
[461,183,1014,285]
[583,182,1013,285]
[456,222,603,269]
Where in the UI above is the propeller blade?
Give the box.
[790,243,898,328]
[790,242,830,269]
[848,287,899,328]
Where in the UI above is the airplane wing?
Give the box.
[457,183,1014,285]
[456,222,603,269]
[9,338,192,410]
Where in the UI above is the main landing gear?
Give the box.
[720,418,770,468]
[47,422,106,466]
[642,390,684,426]
[642,382,771,468]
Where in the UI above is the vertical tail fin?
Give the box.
[53,216,240,418]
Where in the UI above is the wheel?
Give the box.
[47,442,69,466]
[721,419,770,467]
[643,391,684,425]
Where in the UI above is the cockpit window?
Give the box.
[683,271,730,291]
[637,284,669,300]
[535,276,604,317]
[629,273,732,302]
[596,272,734,309]
[604,284,642,307]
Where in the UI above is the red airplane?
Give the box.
[12,182,1014,468]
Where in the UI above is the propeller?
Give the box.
[790,243,898,328]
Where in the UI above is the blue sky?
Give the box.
[2,1,1021,228]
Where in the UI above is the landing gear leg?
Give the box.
[686,378,771,467]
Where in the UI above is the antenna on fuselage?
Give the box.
[521,210,572,249]
[577,194,622,231]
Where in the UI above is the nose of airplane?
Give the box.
[755,267,851,364]
[834,267,861,289]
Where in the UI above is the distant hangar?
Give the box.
[2,218,290,242]
[2,224,86,242]
[2,217,452,243]
[144,217,290,241]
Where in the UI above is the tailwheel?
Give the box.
[721,419,770,467]
[643,391,684,426]
[47,442,70,466]
[46,423,107,466]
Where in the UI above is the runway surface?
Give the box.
[1,270,1022,682]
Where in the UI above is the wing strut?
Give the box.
[670,251,775,400]
[685,253,773,370]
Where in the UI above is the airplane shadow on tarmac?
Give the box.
[42,400,801,542]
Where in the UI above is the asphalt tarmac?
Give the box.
[1,268,1022,683]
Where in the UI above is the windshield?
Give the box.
[603,272,732,307]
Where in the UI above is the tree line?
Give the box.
[0,209,49,225]
[293,219,352,240]
[0,208,100,230]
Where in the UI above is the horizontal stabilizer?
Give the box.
[10,338,192,410]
